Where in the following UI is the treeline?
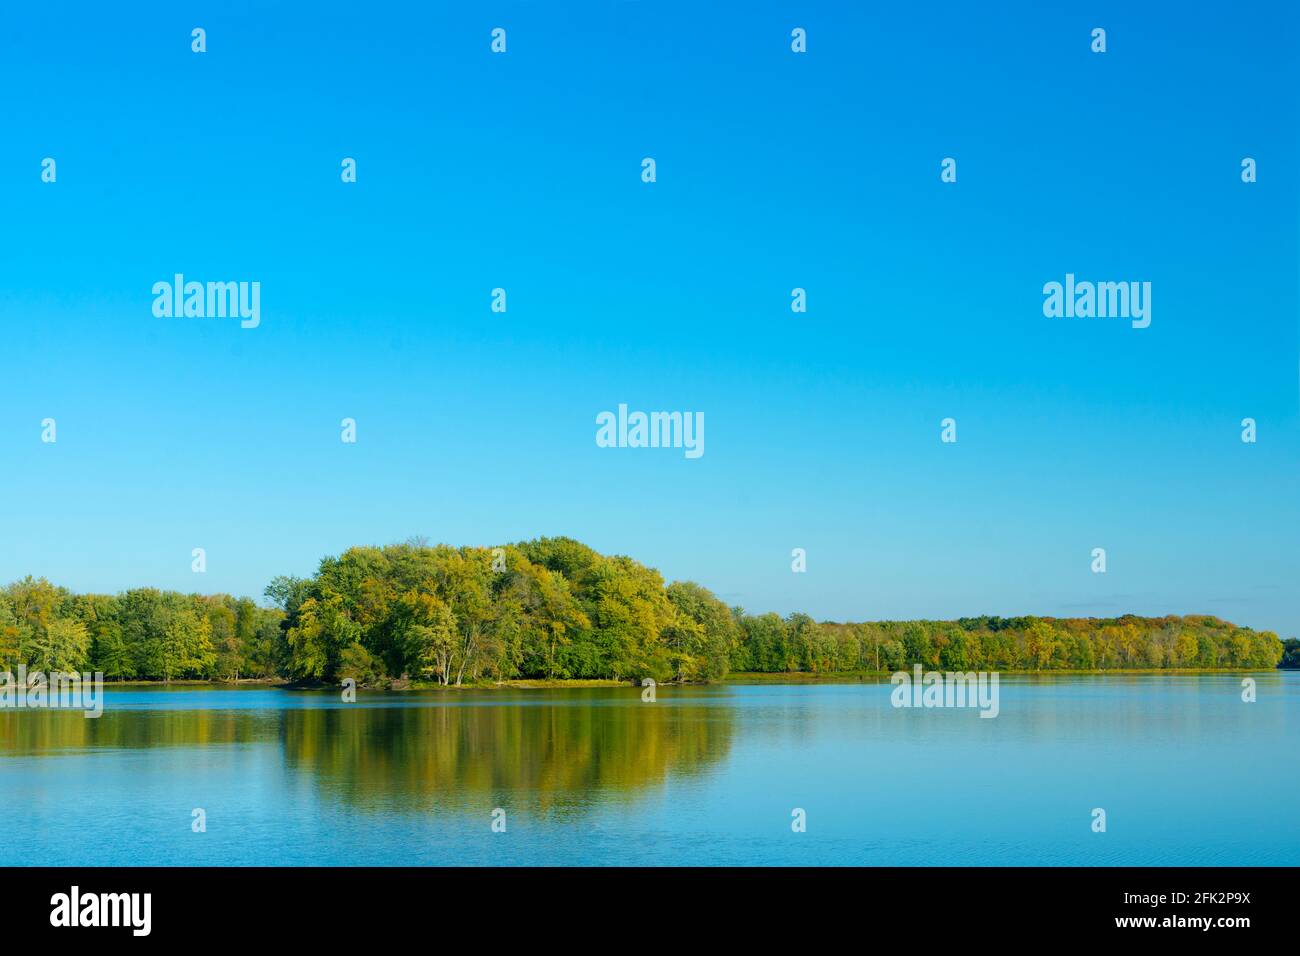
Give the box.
[0,577,283,680]
[0,537,1288,683]
[737,613,1284,673]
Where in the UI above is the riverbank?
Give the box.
[404,678,629,690]
[724,668,1288,684]
[74,668,1297,692]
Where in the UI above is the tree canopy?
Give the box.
[0,538,1288,683]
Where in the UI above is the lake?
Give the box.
[2,673,1296,866]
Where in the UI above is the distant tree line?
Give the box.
[738,613,1284,673]
[0,537,1288,683]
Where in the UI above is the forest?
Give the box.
[0,537,1288,684]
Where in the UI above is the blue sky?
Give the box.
[1,2,1297,636]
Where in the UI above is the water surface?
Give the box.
[2,674,1295,865]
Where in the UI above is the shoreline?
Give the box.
[80,667,1298,691]
[724,667,1291,682]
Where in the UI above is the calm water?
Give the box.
[2,674,1296,866]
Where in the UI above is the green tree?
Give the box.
[664,582,738,681]
[29,617,89,672]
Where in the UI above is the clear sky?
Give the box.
[1,2,1297,637]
